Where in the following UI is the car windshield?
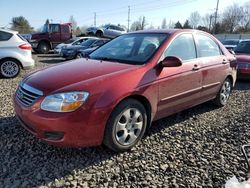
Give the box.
[81,39,96,47]
[89,33,168,65]
[234,41,250,54]
[65,38,77,44]
[222,40,239,45]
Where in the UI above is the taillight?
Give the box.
[19,43,32,50]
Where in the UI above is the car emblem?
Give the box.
[18,91,24,99]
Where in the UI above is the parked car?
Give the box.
[14,29,237,152]
[29,23,72,54]
[222,39,240,50]
[61,38,109,60]
[234,40,250,79]
[86,24,126,38]
[75,39,110,59]
[0,28,34,78]
[54,37,97,54]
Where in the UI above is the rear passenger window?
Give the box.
[164,34,196,61]
[196,34,221,57]
[0,31,13,41]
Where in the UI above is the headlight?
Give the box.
[41,91,89,112]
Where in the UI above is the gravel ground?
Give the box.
[0,54,249,187]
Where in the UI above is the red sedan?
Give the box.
[14,29,237,152]
[234,40,250,80]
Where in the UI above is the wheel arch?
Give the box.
[115,94,153,129]
[0,57,23,69]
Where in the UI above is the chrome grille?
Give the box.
[16,83,43,107]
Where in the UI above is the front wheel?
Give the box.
[75,53,83,59]
[37,41,50,54]
[0,59,20,78]
[213,78,232,107]
[103,99,147,152]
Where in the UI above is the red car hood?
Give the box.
[236,54,250,62]
[24,59,137,94]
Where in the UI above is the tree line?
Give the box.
[6,2,250,34]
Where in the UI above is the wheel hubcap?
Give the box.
[220,80,231,104]
[115,108,143,146]
[1,61,19,77]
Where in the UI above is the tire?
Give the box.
[37,41,50,54]
[75,53,83,59]
[213,78,232,107]
[0,59,20,78]
[103,99,147,152]
[96,30,103,38]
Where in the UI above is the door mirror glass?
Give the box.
[161,56,182,67]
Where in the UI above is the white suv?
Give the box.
[0,28,34,78]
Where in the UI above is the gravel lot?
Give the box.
[0,54,249,187]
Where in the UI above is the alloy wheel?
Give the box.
[0,61,19,78]
[115,108,143,146]
[220,80,231,104]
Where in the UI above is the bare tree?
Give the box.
[130,16,147,31]
[161,18,167,29]
[239,2,250,32]
[189,11,201,29]
[69,16,78,33]
[221,4,243,33]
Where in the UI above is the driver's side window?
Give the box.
[50,25,60,33]
[163,33,197,62]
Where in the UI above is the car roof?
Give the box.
[239,39,250,42]
[0,28,18,34]
[127,29,204,35]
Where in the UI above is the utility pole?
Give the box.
[209,15,213,32]
[213,0,219,34]
[127,6,131,32]
[94,12,96,26]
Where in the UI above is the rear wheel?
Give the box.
[0,59,20,78]
[103,99,147,152]
[213,78,232,107]
[37,41,50,54]
[96,30,103,38]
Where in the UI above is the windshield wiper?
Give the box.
[95,57,120,63]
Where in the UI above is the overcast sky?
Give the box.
[0,0,249,29]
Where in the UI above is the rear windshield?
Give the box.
[0,31,13,41]
[234,41,250,54]
[222,40,239,45]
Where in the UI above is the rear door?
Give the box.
[194,33,229,100]
[156,33,202,119]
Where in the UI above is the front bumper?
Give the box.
[14,94,107,148]
[60,51,76,59]
[30,42,38,49]
[54,48,61,54]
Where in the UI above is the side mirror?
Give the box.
[161,56,182,67]
[228,49,235,55]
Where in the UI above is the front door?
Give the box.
[156,33,202,119]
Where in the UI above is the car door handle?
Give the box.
[222,59,229,64]
[192,64,200,71]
